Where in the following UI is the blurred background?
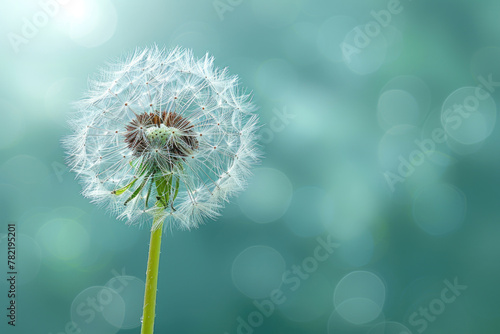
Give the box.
[1,0,500,333]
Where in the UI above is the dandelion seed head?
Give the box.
[64,46,261,230]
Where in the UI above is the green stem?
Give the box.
[141,216,164,334]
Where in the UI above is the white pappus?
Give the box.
[63,46,261,231]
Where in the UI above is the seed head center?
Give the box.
[146,124,180,145]
[125,111,199,159]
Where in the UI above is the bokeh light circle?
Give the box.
[377,89,420,130]
[65,0,117,48]
[336,298,383,325]
[334,271,386,324]
[368,321,412,334]
[105,276,145,329]
[378,125,420,174]
[71,286,125,334]
[36,218,90,261]
[237,168,293,224]
[335,271,386,308]
[381,75,431,114]
[328,307,385,334]
[441,87,497,145]
[231,245,286,299]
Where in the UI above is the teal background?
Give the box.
[1,0,500,333]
